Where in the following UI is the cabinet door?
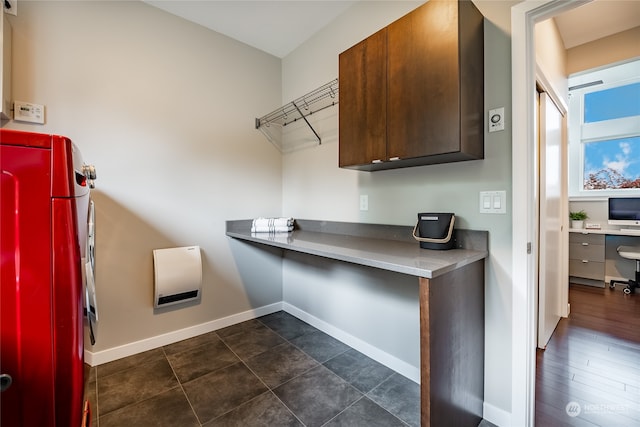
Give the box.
[569,243,605,262]
[338,28,387,167]
[569,259,605,281]
[568,232,605,245]
[387,0,460,160]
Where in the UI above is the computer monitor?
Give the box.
[608,197,640,228]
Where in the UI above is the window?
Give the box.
[584,82,640,123]
[568,59,640,197]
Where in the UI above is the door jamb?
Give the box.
[511,1,589,425]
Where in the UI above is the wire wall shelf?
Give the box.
[255,79,339,153]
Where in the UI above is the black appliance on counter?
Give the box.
[413,213,456,250]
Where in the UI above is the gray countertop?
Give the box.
[226,219,488,279]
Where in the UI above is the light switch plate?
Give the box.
[479,191,507,214]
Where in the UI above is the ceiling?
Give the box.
[144,0,640,58]
[143,0,357,58]
[554,0,640,49]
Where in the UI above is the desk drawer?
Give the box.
[569,233,605,245]
[569,259,604,280]
[569,243,605,262]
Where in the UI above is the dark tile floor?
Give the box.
[86,311,497,427]
[86,311,420,427]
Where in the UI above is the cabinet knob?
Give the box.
[372,159,383,164]
[581,260,589,263]
[582,243,589,246]
[389,156,401,161]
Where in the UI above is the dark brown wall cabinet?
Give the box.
[339,0,484,171]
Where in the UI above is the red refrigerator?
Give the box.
[1,129,96,427]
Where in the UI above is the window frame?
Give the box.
[568,59,640,199]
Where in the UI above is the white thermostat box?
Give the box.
[14,101,45,124]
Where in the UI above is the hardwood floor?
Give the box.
[535,284,640,426]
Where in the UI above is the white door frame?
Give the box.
[536,67,570,324]
[537,90,566,349]
[511,1,590,425]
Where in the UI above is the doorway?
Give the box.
[512,0,638,425]
[511,1,590,425]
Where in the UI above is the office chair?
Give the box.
[609,246,640,295]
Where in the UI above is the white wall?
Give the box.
[5,1,284,356]
[280,0,514,420]
[535,18,568,100]
[568,26,640,75]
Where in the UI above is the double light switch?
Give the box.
[479,191,506,214]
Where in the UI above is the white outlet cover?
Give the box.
[359,195,368,211]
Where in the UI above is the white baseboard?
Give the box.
[85,301,420,384]
[84,302,283,366]
[282,303,420,384]
[482,401,511,427]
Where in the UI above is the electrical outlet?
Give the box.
[360,195,369,211]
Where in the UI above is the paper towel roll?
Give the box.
[153,246,202,308]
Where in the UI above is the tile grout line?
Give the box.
[161,345,205,427]
[253,326,355,427]
[318,394,412,427]
[255,321,367,426]
[318,395,367,427]
[211,329,309,426]
[257,312,415,426]
[95,351,187,422]
[223,314,364,426]
[365,372,419,426]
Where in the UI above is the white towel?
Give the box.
[251,225,293,233]
[251,217,294,233]
[252,217,293,228]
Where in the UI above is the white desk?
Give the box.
[569,228,640,237]
[569,228,640,287]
